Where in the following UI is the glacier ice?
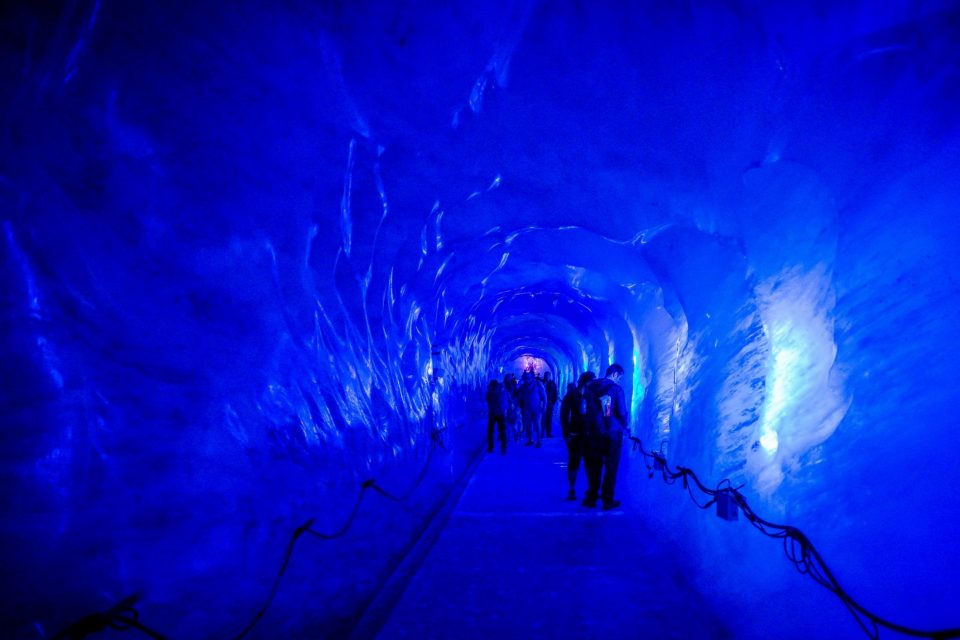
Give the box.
[1,1,959,638]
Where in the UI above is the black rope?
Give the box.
[368,440,437,502]
[231,431,440,639]
[54,427,447,640]
[229,518,321,640]
[51,595,167,640]
[627,435,960,640]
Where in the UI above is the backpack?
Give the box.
[581,382,609,435]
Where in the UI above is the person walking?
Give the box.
[486,379,509,454]
[582,364,629,510]
[542,371,558,438]
[502,373,521,443]
[519,371,546,448]
[560,372,595,500]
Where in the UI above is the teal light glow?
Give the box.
[631,339,644,430]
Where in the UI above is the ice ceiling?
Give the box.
[2,1,960,638]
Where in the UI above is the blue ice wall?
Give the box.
[2,1,960,638]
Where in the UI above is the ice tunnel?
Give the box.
[2,1,960,638]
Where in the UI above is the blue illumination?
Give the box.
[2,1,960,638]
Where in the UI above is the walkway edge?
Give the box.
[347,444,487,640]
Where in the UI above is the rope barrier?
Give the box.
[628,435,960,640]
[50,595,167,640]
[52,426,449,640]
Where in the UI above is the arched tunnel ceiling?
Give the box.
[415,224,668,362]
[3,0,960,638]
[314,0,960,377]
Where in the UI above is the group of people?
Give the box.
[485,369,558,453]
[485,364,629,511]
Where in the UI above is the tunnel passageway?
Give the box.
[2,1,960,638]
[374,438,731,639]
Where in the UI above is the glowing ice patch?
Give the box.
[751,266,848,493]
[761,344,802,452]
[759,431,779,453]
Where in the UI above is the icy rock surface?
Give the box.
[1,1,959,638]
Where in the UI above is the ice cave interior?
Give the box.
[2,1,960,638]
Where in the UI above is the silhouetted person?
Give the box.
[542,371,558,438]
[503,373,518,397]
[503,373,522,442]
[560,371,595,500]
[486,379,509,454]
[519,371,546,447]
[582,364,629,510]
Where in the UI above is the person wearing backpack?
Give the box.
[519,371,547,447]
[582,364,629,510]
[560,371,596,500]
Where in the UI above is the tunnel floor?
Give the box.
[373,435,733,639]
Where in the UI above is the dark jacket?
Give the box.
[586,377,629,432]
[545,379,558,405]
[560,386,583,438]
[486,385,509,418]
